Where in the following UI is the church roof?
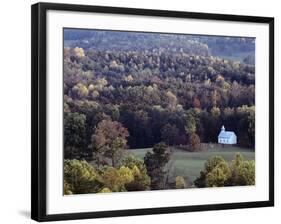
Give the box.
[218,131,236,139]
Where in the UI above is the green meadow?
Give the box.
[128,144,255,186]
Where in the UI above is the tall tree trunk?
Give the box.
[96,155,100,168]
[112,152,115,167]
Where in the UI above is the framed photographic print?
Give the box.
[31,2,274,222]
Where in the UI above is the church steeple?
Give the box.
[221,125,225,132]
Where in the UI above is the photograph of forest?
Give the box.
[63,28,255,195]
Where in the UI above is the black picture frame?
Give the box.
[31,2,274,222]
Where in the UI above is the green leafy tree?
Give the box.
[64,159,102,194]
[195,154,255,187]
[193,97,201,109]
[121,156,150,191]
[144,143,171,190]
[185,113,196,135]
[206,160,231,187]
[230,153,255,185]
[64,112,86,159]
[195,156,227,187]
[184,111,201,151]
[161,123,180,146]
[248,111,255,146]
[235,160,255,185]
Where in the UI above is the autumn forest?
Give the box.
[63,29,255,194]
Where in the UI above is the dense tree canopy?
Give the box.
[194,153,255,187]
[64,42,255,152]
[64,157,151,194]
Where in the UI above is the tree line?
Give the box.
[64,29,255,63]
[64,142,254,194]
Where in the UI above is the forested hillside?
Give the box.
[63,29,255,193]
[64,30,255,157]
[64,29,255,63]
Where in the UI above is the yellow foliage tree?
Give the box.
[102,166,134,192]
[74,47,85,58]
[175,176,186,189]
[166,91,177,110]
[98,187,112,193]
[72,83,89,98]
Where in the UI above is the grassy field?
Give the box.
[128,144,255,186]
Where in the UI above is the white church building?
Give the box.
[218,125,237,145]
